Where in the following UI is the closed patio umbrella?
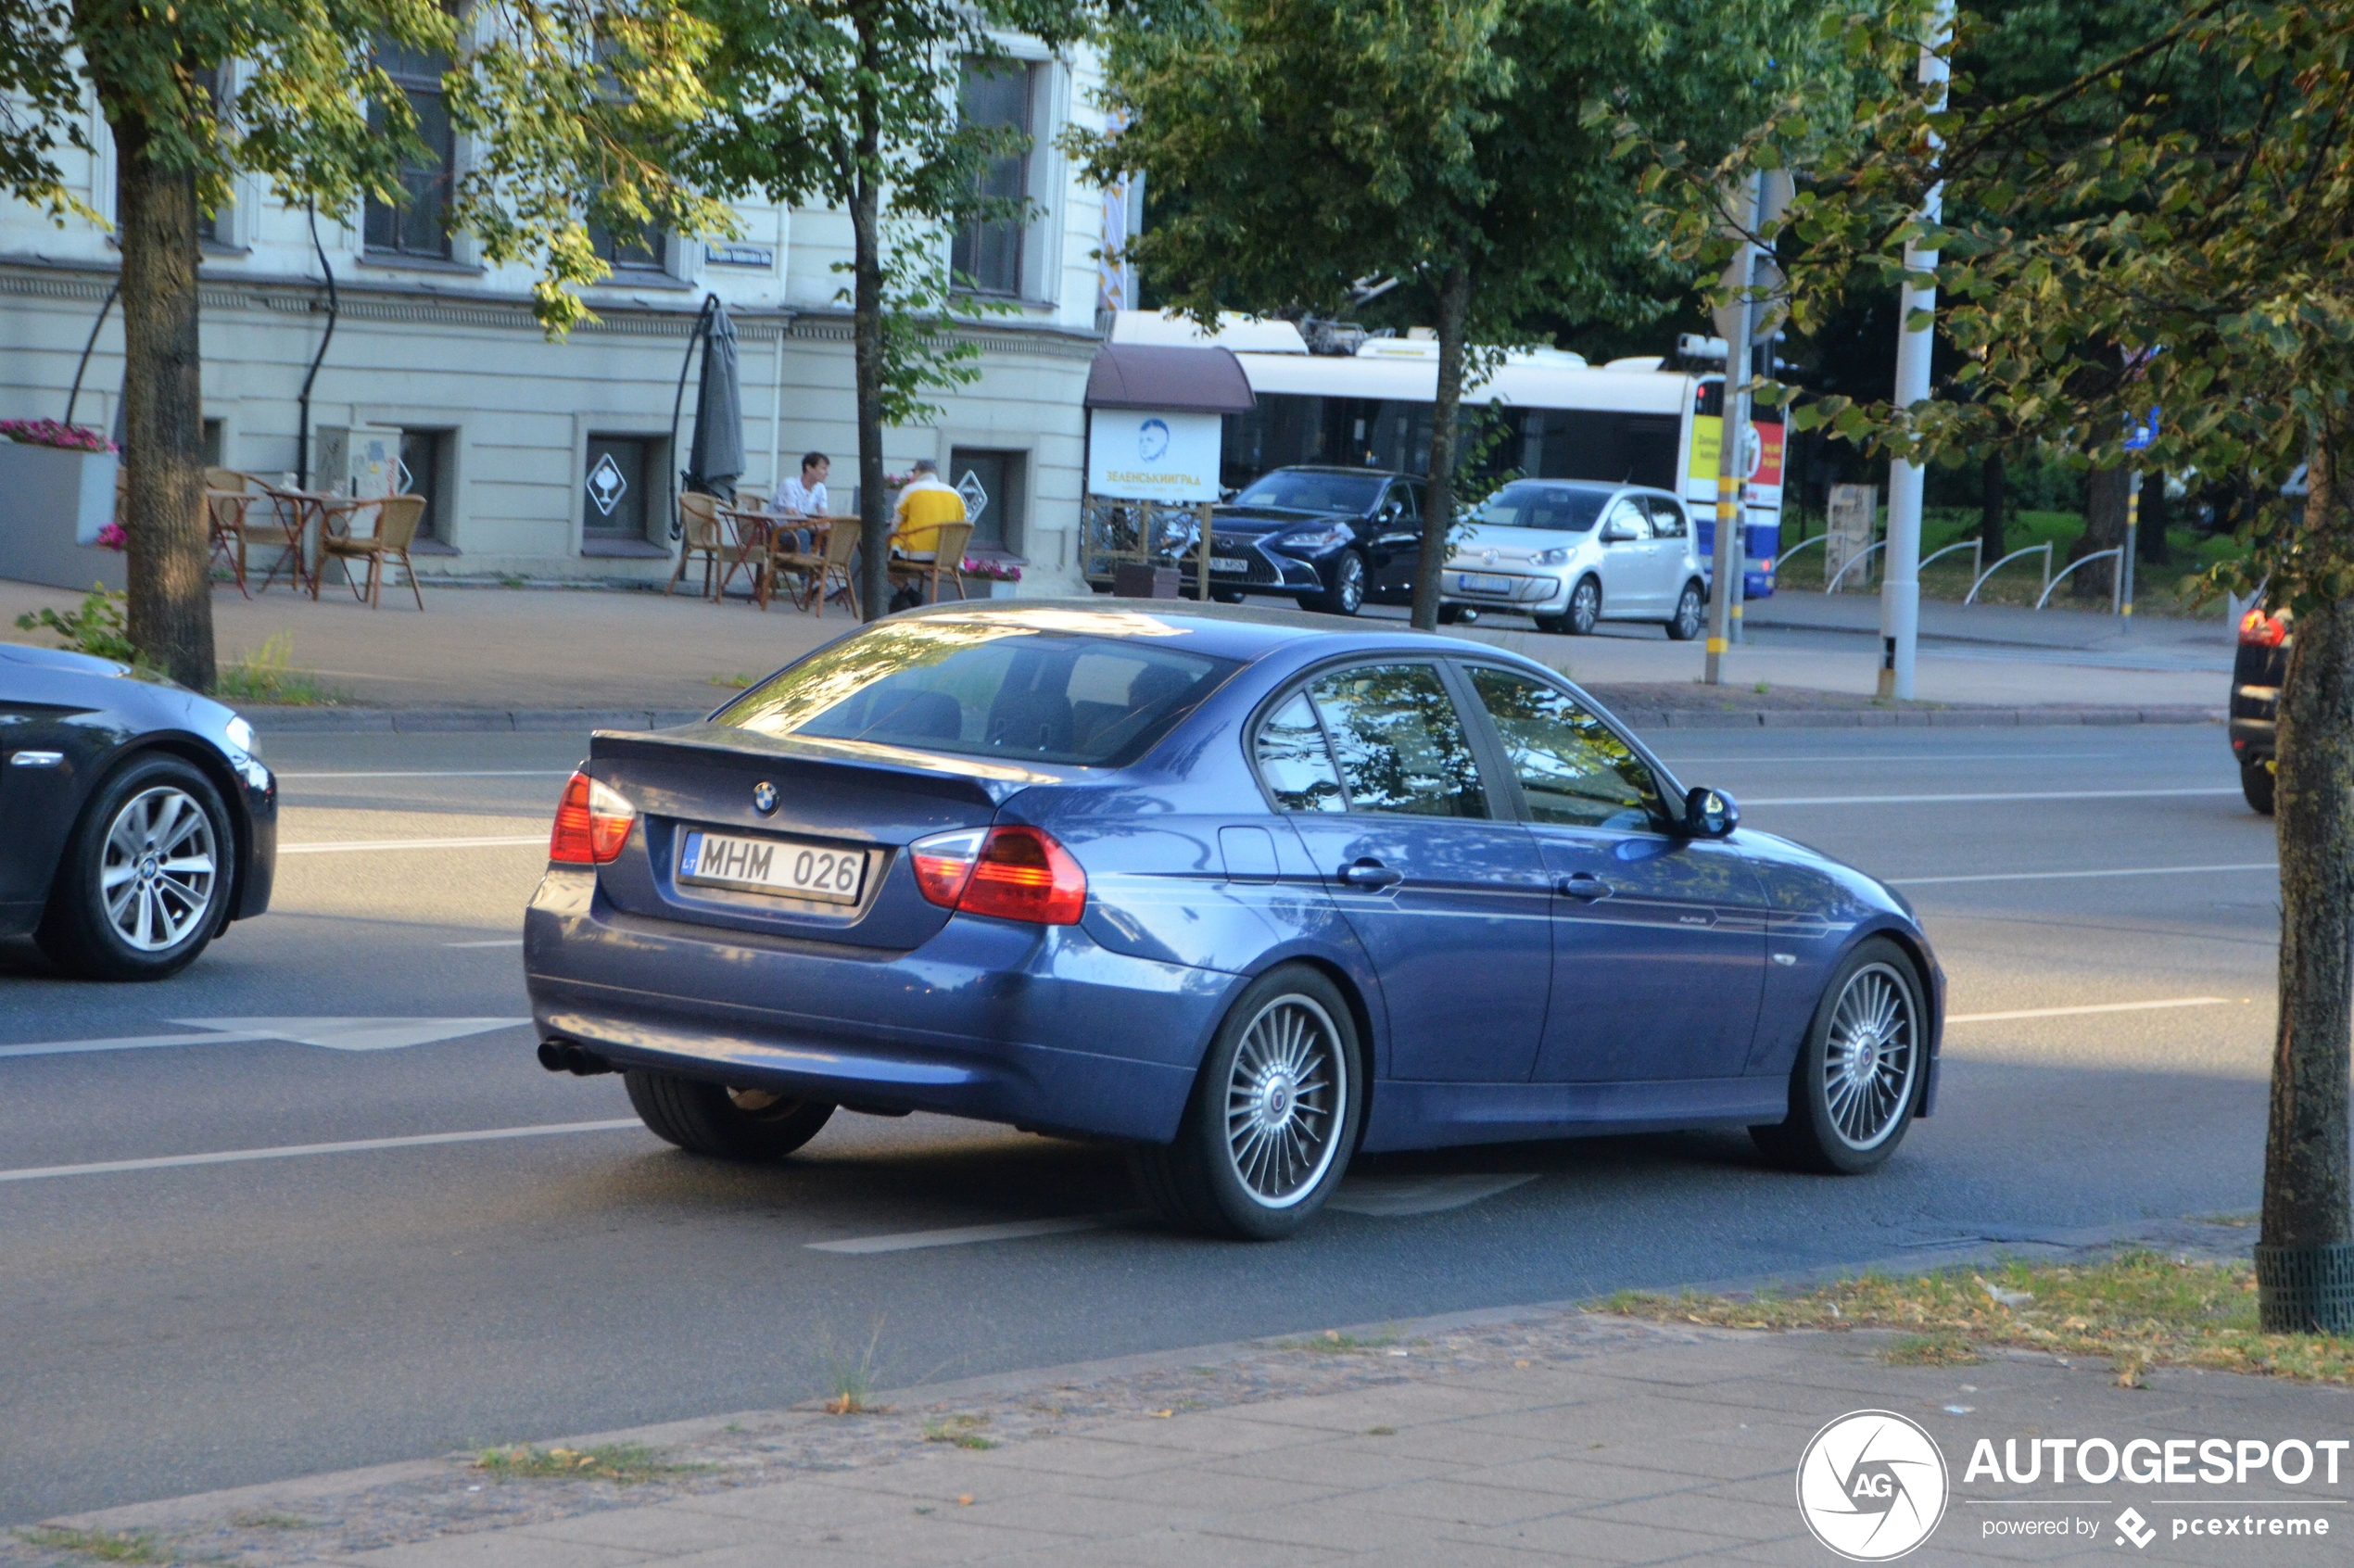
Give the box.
[686,300,744,503]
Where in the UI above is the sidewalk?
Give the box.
[1745,585,2235,659]
[0,578,2227,724]
[21,1248,2350,1567]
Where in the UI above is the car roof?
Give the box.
[1249,465,1415,481]
[890,597,1566,669]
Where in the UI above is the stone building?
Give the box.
[0,38,1130,594]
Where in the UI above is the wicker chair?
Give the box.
[887,521,973,607]
[669,492,728,599]
[770,522,863,619]
[320,494,427,609]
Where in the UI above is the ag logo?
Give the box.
[1795,1410,1949,1561]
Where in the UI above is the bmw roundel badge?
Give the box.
[752,781,778,815]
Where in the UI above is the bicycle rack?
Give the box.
[1919,537,1983,582]
[2035,547,2122,611]
[1824,539,1888,594]
[1774,534,1829,571]
[1966,541,2054,605]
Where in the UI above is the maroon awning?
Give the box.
[1084,344,1257,414]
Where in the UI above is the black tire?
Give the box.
[1751,938,1926,1175]
[1664,581,1705,641]
[1130,964,1363,1240]
[1563,575,1601,635]
[38,752,233,980]
[1436,603,1472,626]
[1212,588,1247,604]
[2243,758,2276,816]
[625,1069,836,1161]
[1305,550,1367,616]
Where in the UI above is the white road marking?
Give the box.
[0,1018,529,1059]
[276,770,573,781]
[1325,1173,1538,1216]
[445,939,526,949]
[1947,997,2238,1025]
[1743,788,2239,806]
[280,835,547,854]
[0,1119,642,1184]
[1658,751,2121,765]
[807,1217,1110,1254]
[1892,862,2275,887]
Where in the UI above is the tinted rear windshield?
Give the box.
[714,615,1242,767]
[1234,470,1385,513]
[1472,483,1611,532]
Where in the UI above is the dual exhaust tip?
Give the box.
[538,1038,614,1077]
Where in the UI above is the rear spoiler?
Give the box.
[591,725,1070,809]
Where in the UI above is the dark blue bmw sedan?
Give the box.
[525,601,1943,1239]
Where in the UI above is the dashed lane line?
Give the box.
[280,836,548,854]
[1947,997,2239,1025]
[1892,862,2273,886]
[1744,788,2240,806]
[0,1120,643,1184]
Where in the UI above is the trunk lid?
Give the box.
[586,725,1072,949]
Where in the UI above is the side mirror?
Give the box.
[1682,785,1740,838]
[1601,519,1636,543]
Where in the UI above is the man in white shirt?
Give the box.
[770,451,830,553]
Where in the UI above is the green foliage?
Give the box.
[14,585,141,666]
[211,633,344,706]
[472,1442,702,1483]
[0,3,726,333]
[15,1526,164,1563]
[1631,0,2354,614]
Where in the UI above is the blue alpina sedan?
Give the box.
[525,601,1942,1239]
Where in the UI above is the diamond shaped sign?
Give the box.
[956,469,989,523]
[587,452,628,516]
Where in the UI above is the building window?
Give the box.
[951,61,1035,297]
[584,435,657,540]
[588,209,669,278]
[363,39,457,259]
[947,447,1025,555]
[197,68,234,247]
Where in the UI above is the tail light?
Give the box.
[2240,609,2290,647]
[909,825,1087,925]
[549,771,636,865]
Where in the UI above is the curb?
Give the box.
[239,702,2224,737]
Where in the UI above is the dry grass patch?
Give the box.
[1601,1251,2354,1384]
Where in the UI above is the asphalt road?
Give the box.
[0,722,2285,1523]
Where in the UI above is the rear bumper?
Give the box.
[523,868,1221,1143]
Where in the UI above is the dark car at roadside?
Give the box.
[2233,605,2288,815]
[1202,466,1426,616]
[0,642,276,978]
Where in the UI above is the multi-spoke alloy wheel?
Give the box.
[39,755,234,980]
[1821,962,1917,1152]
[1752,938,1926,1175]
[1131,964,1363,1239]
[102,786,219,953]
[1223,995,1346,1207]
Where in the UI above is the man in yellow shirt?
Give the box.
[889,458,967,609]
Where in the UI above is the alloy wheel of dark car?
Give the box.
[39,754,231,981]
[1131,964,1362,1239]
[1665,582,1704,641]
[1306,550,1366,616]
[1753,938,1925,1174]
[625,1069,837,1160]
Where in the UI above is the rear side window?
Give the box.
[1254,663,1487,818]
[716,620,1240,767]
[1644,497,1688,538]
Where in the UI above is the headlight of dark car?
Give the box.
[1272,524,1355,554]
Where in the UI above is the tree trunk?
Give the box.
[851,26,891,622]
[2069,463,2130,601]
[2137,470,2170,565]
[2259,434,2354,1331]
[111,113,214,689]
[1410,264,1474,632]
[1978,451,2005,560]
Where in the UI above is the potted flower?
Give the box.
[961,556,1022,599]
[0,419,124,591]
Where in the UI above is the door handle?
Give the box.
[1557,872,1612,901]
[1340,859,1404,891]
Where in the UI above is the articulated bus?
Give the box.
[1109,312,1786,597]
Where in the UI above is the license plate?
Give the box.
[677,829,867,904]
[1458,573,1513,595]
[1210,557,1251,574]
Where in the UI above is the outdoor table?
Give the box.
[256,487,384,598]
